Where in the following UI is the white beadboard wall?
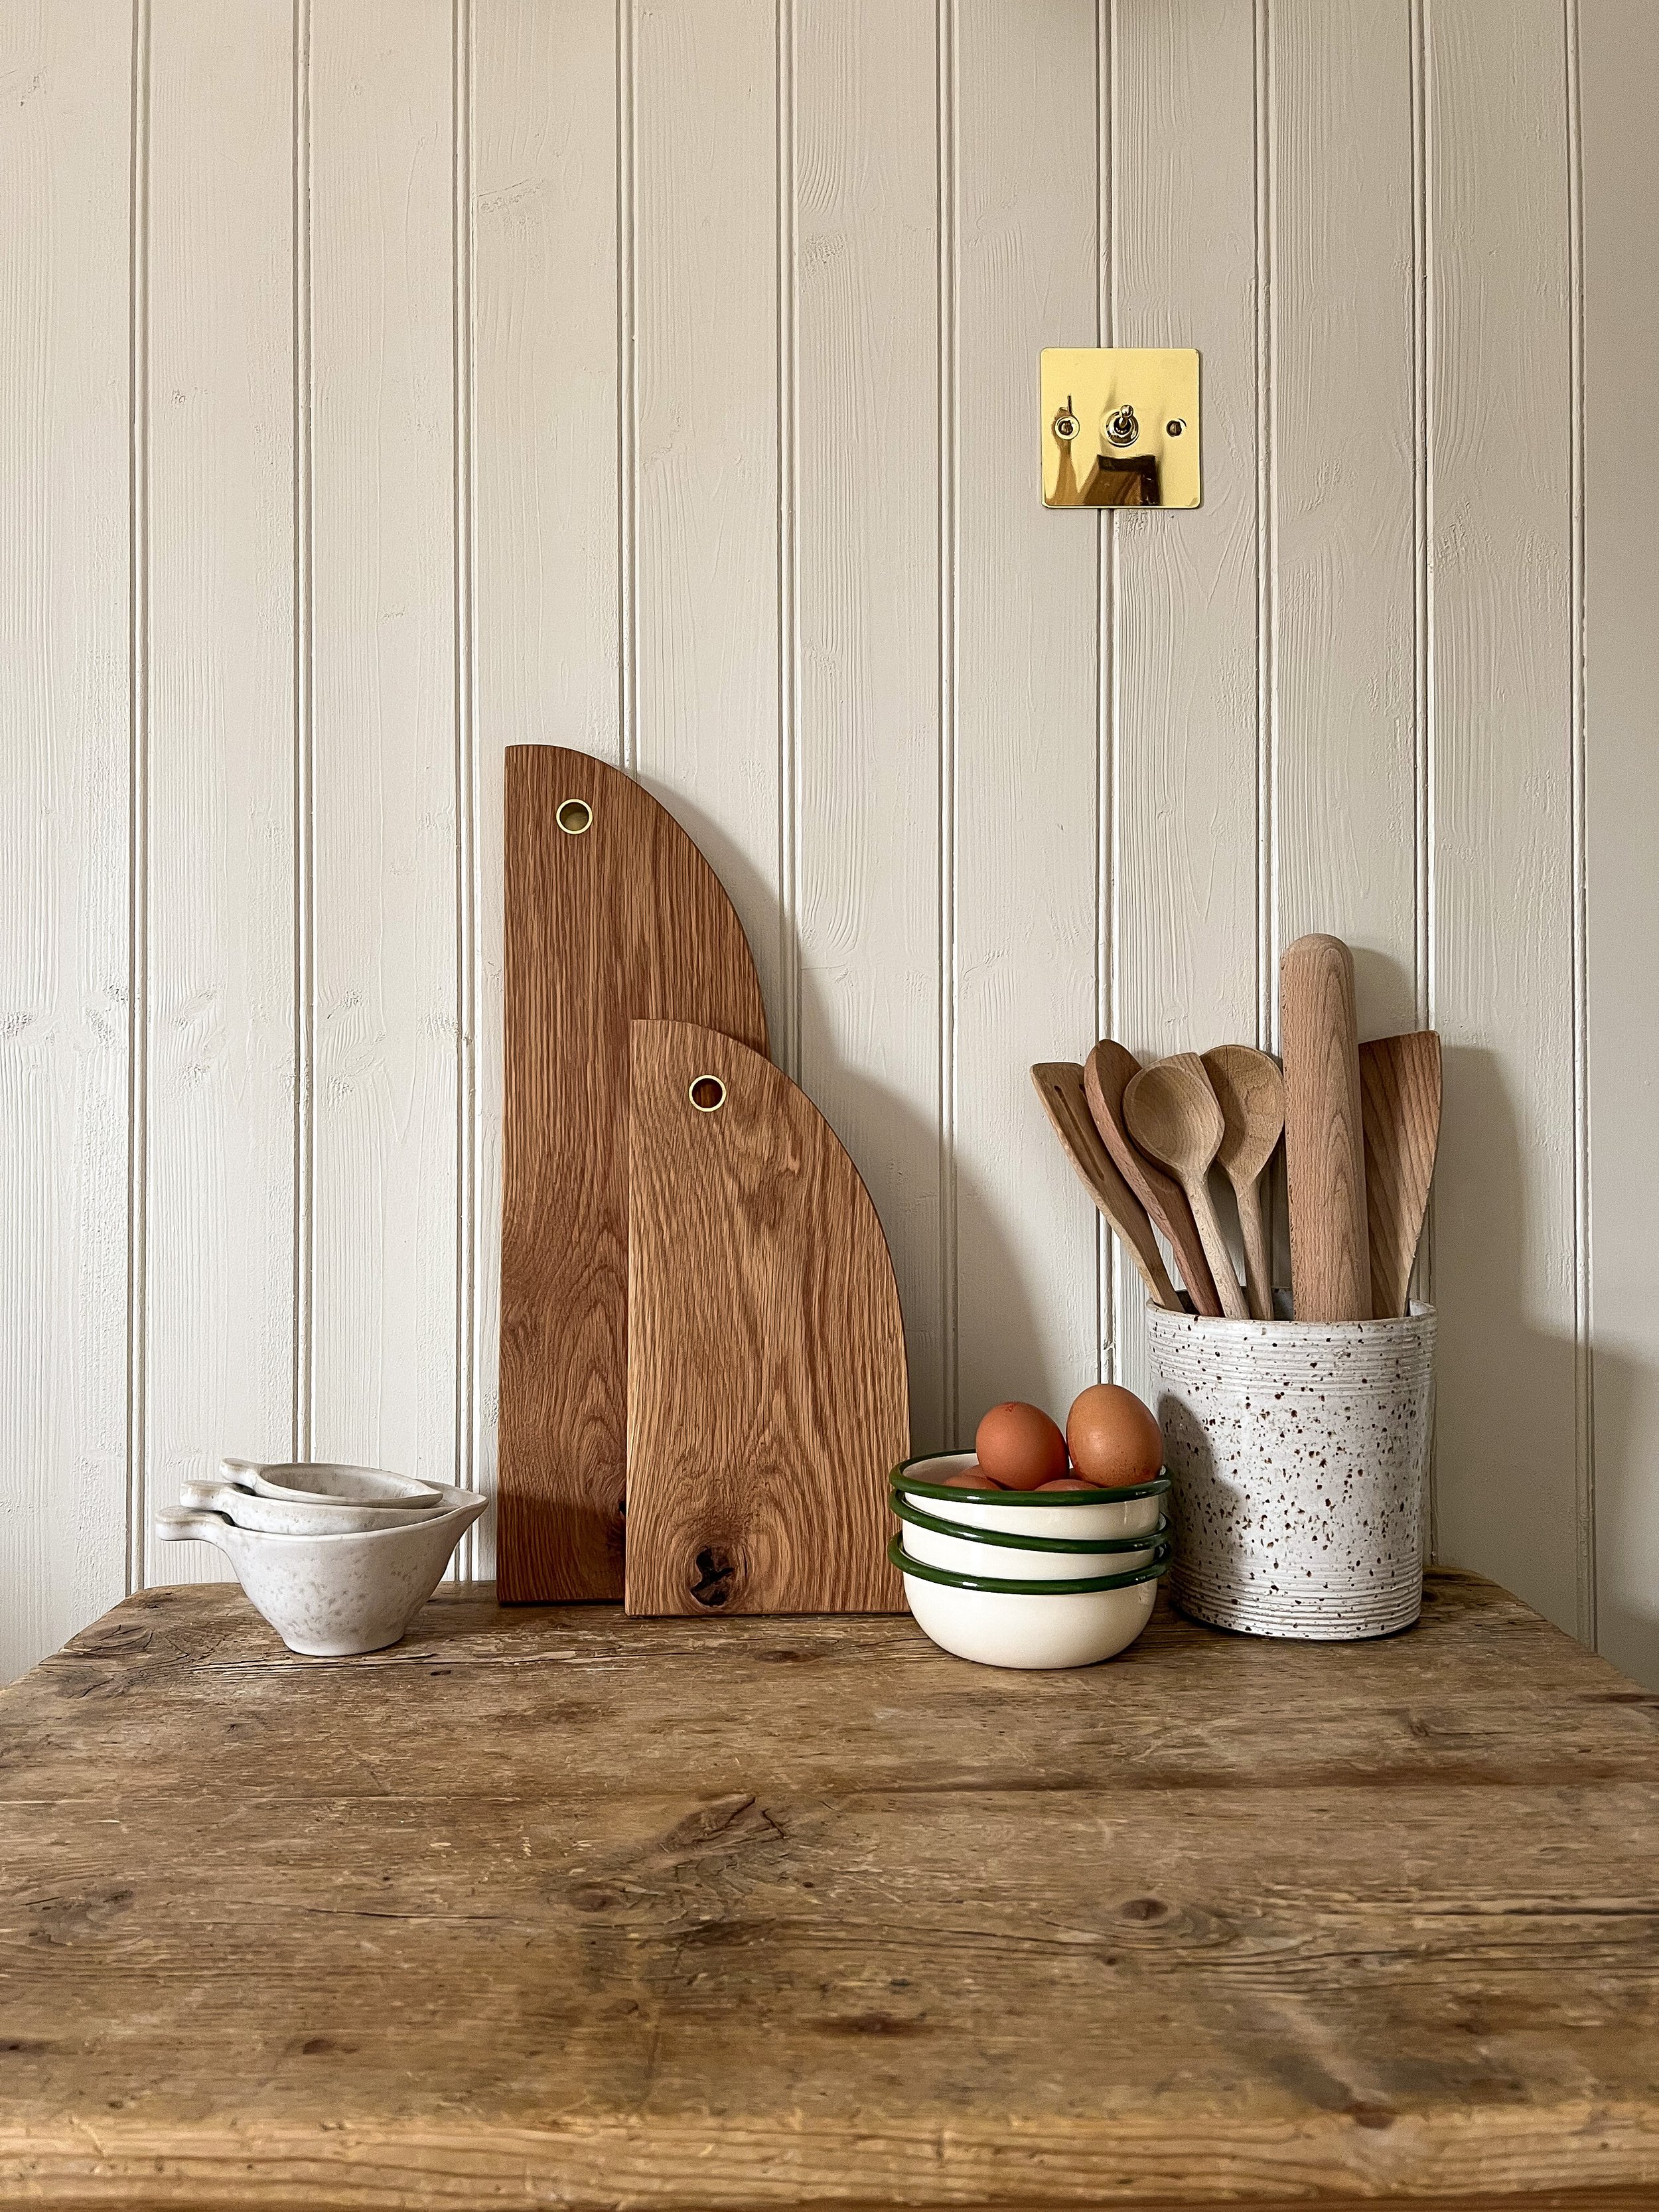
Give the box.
[3,0,1654,1682]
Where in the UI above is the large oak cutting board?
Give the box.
[498,748,768,1602]
[625,1020,908,1617]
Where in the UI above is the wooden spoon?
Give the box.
[1083,1042,1223,1317]
[1030,1064,1179,1311]
[1122,1055,1250,1320]
[1358,1031,1441,1317]
[1201,1045,1285,1321]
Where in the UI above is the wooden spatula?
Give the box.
[1123,1055,1250,1320]
[1279,933,1370,1321]
[1359,1031,1442,1318]
[1084,1041,1224,1316]
[1031,1063,1179,1310]
[1201,1045,1285,1321]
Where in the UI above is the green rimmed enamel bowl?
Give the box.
[893,1492,1170,1583]
[893,1452,1169,1544]
[889,1536,1170,1671]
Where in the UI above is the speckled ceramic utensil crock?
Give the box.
[1146,1301,1435,1640]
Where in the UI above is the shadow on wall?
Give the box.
[1587,1344,1659,1685]
[1433,1044,1584,1635]
[636,773,1048,1459]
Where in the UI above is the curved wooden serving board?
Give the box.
[625,1020,908,1617]
[498,747,768,1603]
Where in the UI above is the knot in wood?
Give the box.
[690,1546,737,1609]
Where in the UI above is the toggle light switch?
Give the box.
[1041,348,1201,509]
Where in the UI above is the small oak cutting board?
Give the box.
[625,1019,908,1617]
[498,747,768,1603]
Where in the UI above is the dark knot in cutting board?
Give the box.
[691,1546,739,1608]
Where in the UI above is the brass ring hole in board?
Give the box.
[688,1075,727,1113]
[556,797,593,836]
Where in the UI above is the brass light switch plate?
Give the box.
[1041,348,1201,509]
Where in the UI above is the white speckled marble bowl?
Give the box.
[154,1493,486,1656]
[181,1476,457,1535]
[220,1457,442,1509]
[1147,1301,1435,1641]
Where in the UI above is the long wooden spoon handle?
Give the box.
[1234,1175,1274,1321]
[1182,1171,1250,1320]
[1280,933,1372,1322]
[1030,1065,1179,1311]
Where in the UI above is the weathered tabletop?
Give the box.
[2,1572,1658,2212]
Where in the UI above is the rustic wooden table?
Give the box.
[2,1570,1657,2211]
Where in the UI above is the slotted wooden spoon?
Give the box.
[1201,1045,1285,1321]
[1123,1055,1250,1320]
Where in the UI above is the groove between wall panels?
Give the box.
[125,0,151,1592]
[291,0,315,1465]
[454,0,479,1560]
[1410,0,1432,1038]
[776,0,800,1082]
[1252,0,1277,1055]
[936,0,958,1447]
[616,0,636,777]
[1411,0,1439,1562]
[1094,0,1118,1380]
[1564,0,1594,1649]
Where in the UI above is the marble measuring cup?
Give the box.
[154,1491,486,1656]
[181,1476,469,1536]
[218,1457,443,1509]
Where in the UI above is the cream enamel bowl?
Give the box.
[889,1538,1165,1670]
[893,1492,1167,1583]
[155,1493,486,1657]
[894,1451,1169,1542]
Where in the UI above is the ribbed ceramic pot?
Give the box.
[1145,1301,1435,1641]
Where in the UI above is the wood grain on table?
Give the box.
[3,1573,1658,2211]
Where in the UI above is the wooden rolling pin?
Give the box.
[1279,933,1371,1321]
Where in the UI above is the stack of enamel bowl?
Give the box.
[889,1451,1171,1669]
[155,1458,486,1657]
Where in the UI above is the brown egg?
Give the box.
[1035,1475,1095,1492]
[975,1402,1068,1491]
[1065,1383,1163,1487]
[942,1465,1003,1491]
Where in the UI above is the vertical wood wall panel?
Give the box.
[631,0,783,1031]
[1429,0,1580,1633]
[793,0,945,1449]
[0,0,133,1678]
[1583,0,1659,1686]
[1272,0,1419,1043]
[472,1,622,1561]
[307,0,460,1491]
[4,0,1652,1682]
[1111,0,1261,1402]
[143,0,297,1582]
[952,0,1100,1435]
